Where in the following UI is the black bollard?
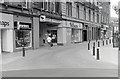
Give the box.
[97,48,100,60]
[23,47,25,57]
[88,43,90,50]
[93,42,95,47]
[109,39,111,44]
[106,40,108,45]
[98,41,100,47]
[103,41,104,46]
[93,46,95,56]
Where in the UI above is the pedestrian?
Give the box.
[47,35,53,47]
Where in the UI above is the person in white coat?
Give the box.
[47,36,53,47]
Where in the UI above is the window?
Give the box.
[93,12,95,22]
[89,10,91,21]
[76,5,79,18]
[15,30,32,48]
[22,0,27,8]
[84,7,86,20]
[48,1,51,11]
[55,2,60,13]
[44,1,48,11]
[51,2,55,12]
[97,14,99,23]
[66,2,72,17]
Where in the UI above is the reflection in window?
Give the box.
[15,30,32,48]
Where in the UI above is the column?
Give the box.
[58,28,67,45]
[33,17,39,49]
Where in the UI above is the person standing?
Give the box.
[47,36,53,47]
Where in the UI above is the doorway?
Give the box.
[48,30,57,43]
[83,30,87,41]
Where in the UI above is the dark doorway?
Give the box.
[47,30,57,43]
[83,30,87,41]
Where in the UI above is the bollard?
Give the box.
[23,47,25,57]
[93,42,95,47]
[93,46,95,56]
[97,48,100,60]
[88,43,90,50]
[98,41,100,47]
[106,40,108,45]
[103,41,104,46]
[109,39,111,44]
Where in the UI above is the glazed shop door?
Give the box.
[83,30,87,41]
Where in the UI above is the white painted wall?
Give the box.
[2,30,14,52]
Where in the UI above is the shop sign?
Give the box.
[40,15,46,22]
[70,22,83,29]
[51,19,61,24]
[0,13,13,29]
[0,21,9,26]
[15,22,31,30]
[18,24,30,30]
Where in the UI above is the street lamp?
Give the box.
[118,1,120,51]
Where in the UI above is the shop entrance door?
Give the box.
[83,30,87,41]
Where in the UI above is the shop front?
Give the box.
[70,22,83,43]
[39,16,61,46]
[13,15,33,51]
[0,13,14,53]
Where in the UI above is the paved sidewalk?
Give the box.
[89,39,118,65]
[1,39,118,77]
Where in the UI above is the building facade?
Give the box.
[0,0,111,53]
[100,1,111,39]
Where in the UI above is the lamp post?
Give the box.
[119,1,120,51]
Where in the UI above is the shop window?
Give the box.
[15,30,32,48]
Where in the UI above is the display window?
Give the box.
[71,29,81,42]
[15,30,32,48]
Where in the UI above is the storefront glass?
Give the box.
[71,29,80,42]
[15,30,32,48]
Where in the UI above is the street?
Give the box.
[1,40,118,77]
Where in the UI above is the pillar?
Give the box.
[33,17,39,49]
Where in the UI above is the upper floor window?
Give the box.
[76,5,79,19]
[32,0,60,13]
[4,0,28,8]
[93,11,95,22]
[55,2,60,13]
[89,10,91,21]
[84,7,86,20]
[66,2,72,17]
[97,14,99,23]
[22,0,28,8]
